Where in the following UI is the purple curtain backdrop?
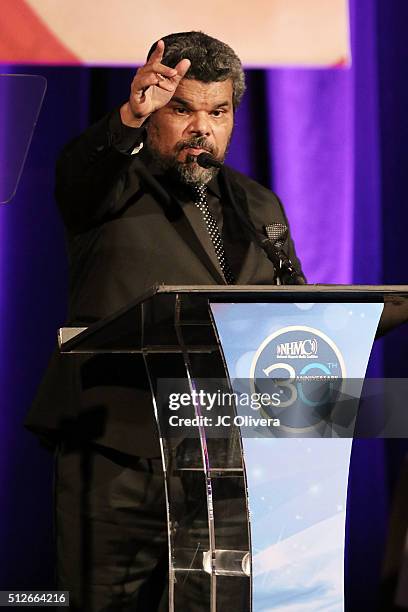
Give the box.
[267,67,354,283]
[0,0,407,607]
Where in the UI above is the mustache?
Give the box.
[175,137,215,155]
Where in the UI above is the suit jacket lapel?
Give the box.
[219,167,269,284]
[178,199,227,284]
[132,158,226,284]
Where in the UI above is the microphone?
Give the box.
[196,152,223,169]
[262,224,305,285]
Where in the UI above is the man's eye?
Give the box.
[175,107,188,114]
[211,110,224,117]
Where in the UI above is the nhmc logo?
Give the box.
[277,338,318,359]
[250,325,346,429]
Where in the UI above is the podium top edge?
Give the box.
[59,284,408,351]
[153,284,408,295]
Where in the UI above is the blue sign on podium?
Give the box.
[211,301,383,611]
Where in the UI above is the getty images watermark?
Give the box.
[167,389,282,428]
[157,379,408,439]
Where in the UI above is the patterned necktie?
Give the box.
[192,184,235,284]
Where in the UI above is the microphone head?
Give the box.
[196,152,223,169]
[264,223,288,249]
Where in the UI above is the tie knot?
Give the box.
[192,183,207,203]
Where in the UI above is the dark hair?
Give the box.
[147,31,245,110]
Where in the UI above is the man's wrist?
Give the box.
[120,102,150,128]
[109,107,146,155]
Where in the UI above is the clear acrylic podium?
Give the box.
[59,284,408,611]
[0,73,46,204]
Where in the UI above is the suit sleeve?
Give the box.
[55,108,145,234]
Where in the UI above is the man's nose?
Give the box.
[187,112,211,136]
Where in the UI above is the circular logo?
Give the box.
[249,326,346,432]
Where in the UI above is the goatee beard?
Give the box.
[145,137,219,186]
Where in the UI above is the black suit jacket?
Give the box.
[25,110,304,456]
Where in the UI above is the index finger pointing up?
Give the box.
[148,39,165,65]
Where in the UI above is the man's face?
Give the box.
[145,78,234,185]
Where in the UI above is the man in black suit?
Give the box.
[27,31,304,611]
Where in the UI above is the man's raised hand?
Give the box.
[120,40,191,127]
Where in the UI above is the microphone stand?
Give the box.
[258,237,306,285]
